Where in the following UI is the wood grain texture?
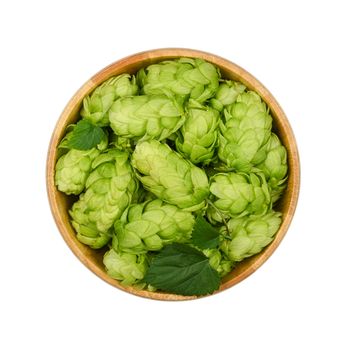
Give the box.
[46,48,300,301]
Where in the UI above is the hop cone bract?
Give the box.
[210,80,246,111]
[131,140,209,211]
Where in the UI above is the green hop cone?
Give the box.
[131,140,209,211]
[70,149,138,249]
[220,211,282,262]
[80,74,138,126]
[210,80,246,111]
[205,205,231,225]
[114,199,195,253]
[109,95,185,141]
[136,186,158,203]
[103,248,147,285]
[72,222,112,249]
[203,248,233,277]
[175,99,220,165]
[257,133,288,203]
[209,172,271,218]
[55,128,108,195]
[138,58,220,103]
[109,133,135,153]
[218,91,272,172]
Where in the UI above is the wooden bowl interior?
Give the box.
[47,49,300,301]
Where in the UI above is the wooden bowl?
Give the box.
[46,48,300,301]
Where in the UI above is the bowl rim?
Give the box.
[46,48,300,301]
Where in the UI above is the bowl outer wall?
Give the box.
[46,48,300,301]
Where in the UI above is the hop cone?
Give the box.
[131,140,209,211]
[55,129,108,195]
[109,95,185,141]
[206,205,231,225]
[257,133,288,203]
[209,172,271,217]
[137,58,220,103]
[175,99,220,165]
[103,248,147,285]
[220,211,282,262]
[80,74,138,126]
[203,248,233,277]
[109,133,135,153]
[114,199,195,253]
[218,91,272,172]
[70,149,138,248]
[210,80,246,111]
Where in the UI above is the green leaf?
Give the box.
[144,243,220,296]
[191,216,220,249]
[66,119,105,150]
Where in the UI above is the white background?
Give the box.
[1,0,349,349]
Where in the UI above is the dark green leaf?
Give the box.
[66,119,105,150]
[191,216,220,249]
[144,243,220,296]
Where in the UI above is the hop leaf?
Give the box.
[66,120,107,150]
[191,216,220,250]
[144,243,221,296]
